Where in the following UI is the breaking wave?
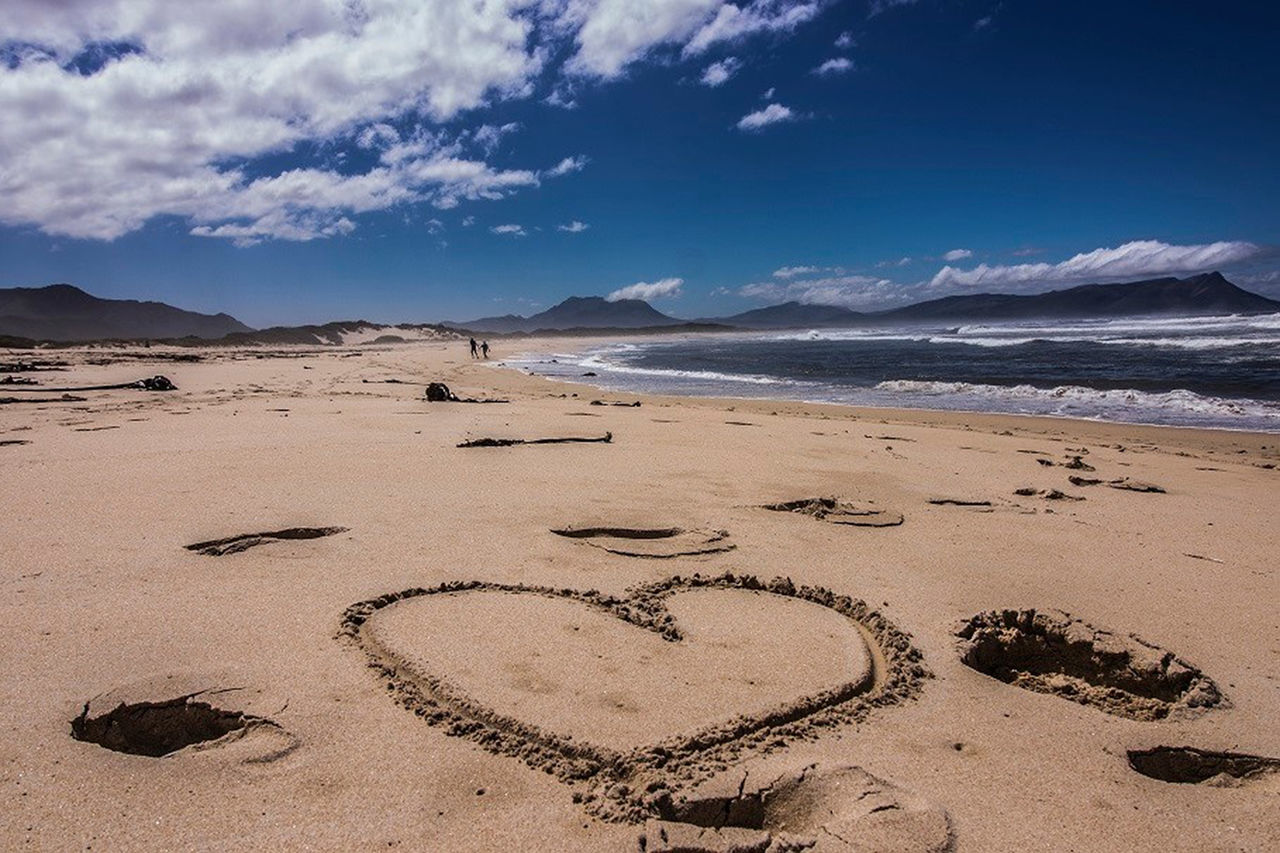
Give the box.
[512,316,1280,432]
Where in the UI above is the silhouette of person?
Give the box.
[481,341,490,359]
[469,337,478,358]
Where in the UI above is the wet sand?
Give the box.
[1,338,1277,851]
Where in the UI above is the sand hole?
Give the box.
[1127,747,1280,785]
[551,526,734,558]
[186,526,347,556]
[554,526,683,540]
[71,697,259,757]
[761,497,903,527]
[956,609,1221,720]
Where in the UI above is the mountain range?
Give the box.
[452,272,1278,333]
[448,296,688,334]
[0,283,251,341]
[1,272,1276,345]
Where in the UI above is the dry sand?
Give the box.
[1,337,1277,851]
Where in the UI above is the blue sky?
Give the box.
[2,0,1278,327]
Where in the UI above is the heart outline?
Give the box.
[339,572,930,822]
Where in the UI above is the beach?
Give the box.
[2,336,1277,851]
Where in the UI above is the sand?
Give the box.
[1,337,1277,851]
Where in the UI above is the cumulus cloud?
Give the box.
[812,57,853,75]
[607,276,684,301]
[0,1,556,242]
[736,102,795,130]
[700,56,742,87]
[929,239,1264,290]
[773,264,840,278]
[741,273,908,309]
[0,0,825,245]
[490,223,527,237]
[558,220,590,232]
[942,248,973,262]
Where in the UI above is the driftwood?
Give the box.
[0,394,88,404]
[457,432,612,448]
[589,399,641,407]
[0,375,176,393]
[424,382,508,404]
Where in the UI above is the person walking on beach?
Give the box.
[481,341,490,359]
[469,337,478,359]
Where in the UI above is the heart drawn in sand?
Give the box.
[340,574,929,822]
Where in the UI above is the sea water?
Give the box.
[510,313,1280,432]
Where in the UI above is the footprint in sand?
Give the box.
[642,762,952,853]
[185,526,348,556]
[1127,746,1280,788]
[761,497,905,527]
[71,680,297,762]
[955,609,1222,721]
[551,526,734,558]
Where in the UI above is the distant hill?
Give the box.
[195,320,460,346]
[873,272,1279,324]
[700,273,1280,329]
[705,301,866,329]
[453,296,684,333]
[0,283,252,341]
[5,273,1272,345]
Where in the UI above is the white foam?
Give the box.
[871,379,1280,424]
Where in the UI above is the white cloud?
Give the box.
[544,85,579,109]
[929,239,1264,290]
[0,1,554,242]
[558,220,590,232]
[741,273,907,309]
[683,1,821,56]
[0,0,823,244]
[546,155,589,177]
[462,215,476,227]
[700,56,742,87]
[566,0,722,79]
[834,31,854,48]
[490,223,527,237]
[942,248,973,262]
[812,57,853,75]
[973,15,993,30]
[607,276,684,301]
[473,122,520,154]
[773,265,826,278]
[876,256,912,268]
[761,86,775,99]
[736,102,795,131]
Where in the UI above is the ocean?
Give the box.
[510,313,1280,432]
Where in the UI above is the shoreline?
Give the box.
[501,331,1280,437]
[494,335,1280,456]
